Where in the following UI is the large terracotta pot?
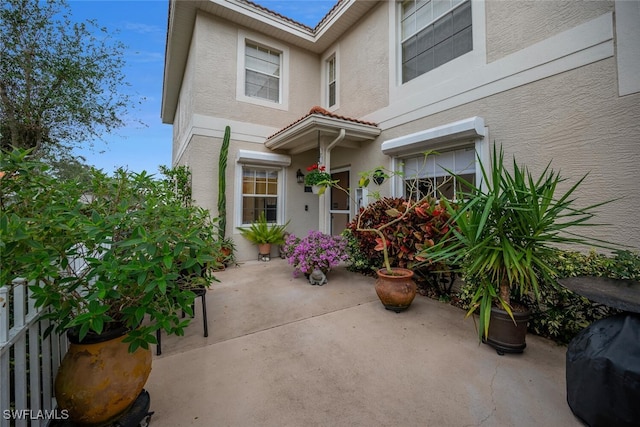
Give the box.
[55,325,152,425]
[484,306,531,355]
[375,267,417,312]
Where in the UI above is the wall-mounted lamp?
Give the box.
[372,168,386,185]
[296,169,305,184]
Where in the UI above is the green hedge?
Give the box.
[457,249,640,344]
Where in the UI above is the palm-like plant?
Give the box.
[237,212,289,245]
[427,144,612,339]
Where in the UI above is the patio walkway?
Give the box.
[145,259,581,426]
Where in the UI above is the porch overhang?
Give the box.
[264,110,381,154]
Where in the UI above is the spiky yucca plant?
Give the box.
[426,144,613,339]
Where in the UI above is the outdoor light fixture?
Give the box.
[296,169,305,184]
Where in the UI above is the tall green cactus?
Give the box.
[217,126,231,239]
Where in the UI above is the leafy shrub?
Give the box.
[342,228,377,275]
[456,249,640,344]
[1,149,222,351]
[282,231,349,277]
[345,196,456,291]
[346,197,452,266]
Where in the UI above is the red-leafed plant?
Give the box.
[321,151,455,274]
[347,196,455,272]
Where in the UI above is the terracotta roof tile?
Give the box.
[266,106,378,140]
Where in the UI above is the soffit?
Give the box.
[162,0,380,123]
[265,108,381,155]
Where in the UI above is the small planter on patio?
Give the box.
[237,212,289,262]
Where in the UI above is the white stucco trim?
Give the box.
[381,117,486,156]
[236,149,291,167]
[615,0,640,96]
[236,29,290,111]
[172,115,280,167]
[374,11,614,130]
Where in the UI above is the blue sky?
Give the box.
[69,0,336,174]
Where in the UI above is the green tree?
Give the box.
[0,0,134,159]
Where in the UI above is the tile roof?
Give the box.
[239,0,345,32]
[266,106,378,140]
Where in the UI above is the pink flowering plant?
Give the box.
[282,231,349,277]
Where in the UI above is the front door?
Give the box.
[329,169,350,236]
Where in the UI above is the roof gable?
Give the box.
[162,0,381,123]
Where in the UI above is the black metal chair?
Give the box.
[155,287,208,355]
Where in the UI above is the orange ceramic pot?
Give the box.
[375,267,417,312]
[54,326,152,426]
[257,243,271,256]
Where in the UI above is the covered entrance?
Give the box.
[264,107,380,235]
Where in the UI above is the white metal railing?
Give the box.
[0,279,68,427]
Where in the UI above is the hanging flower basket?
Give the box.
[304,163,331,189]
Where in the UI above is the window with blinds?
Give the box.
[400,0,472,83]
[245,42,281,103]
[403,146,476,200]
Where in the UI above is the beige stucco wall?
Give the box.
[170,0,639,260]
[191,11,321,127]
[368,57,640,250]
[177,132,325,261]
[485,0,614,63]
[171,33,197,164]
[329,2,389,118]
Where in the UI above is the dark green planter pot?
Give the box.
[484,306,531,355]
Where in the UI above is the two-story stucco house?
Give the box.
[161,0,640,261]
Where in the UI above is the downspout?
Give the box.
[327,128,346,152]
[319,128,346,234]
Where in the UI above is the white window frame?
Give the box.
[381,117,488,198]
[399,0,473,84]
[615,0,640,96]
[321,48,340,111]
[388,0,486,103]
[235,150,290,228]
[236,29,289,111]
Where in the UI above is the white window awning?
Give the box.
[381,116,486,156]
[236,149,291,167]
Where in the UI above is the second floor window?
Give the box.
[327,56,336,107]
[401,0,472,83]
[245,42,281,103]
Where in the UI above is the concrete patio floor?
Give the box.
[145,259,582,426]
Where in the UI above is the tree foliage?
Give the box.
[0,0,134,159]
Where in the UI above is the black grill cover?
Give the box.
[566,313,640,427]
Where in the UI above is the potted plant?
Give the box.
[325,154,450,312]
[425,144,612,354]
[304,163,332,194]
[282,231,349,283]
[219,236,236,267]
[1,150,220,423]
[237,212,289,261]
